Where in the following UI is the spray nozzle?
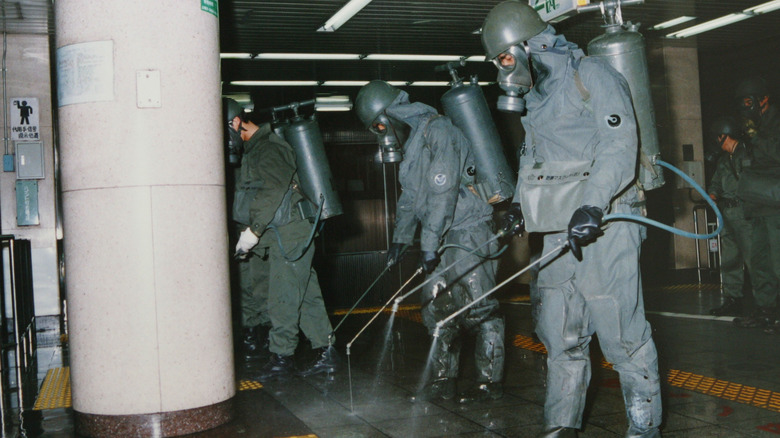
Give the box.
[433,322,443,338]
[434,59,468,85]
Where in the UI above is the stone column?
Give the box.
[54,1,234,436]
[648,40,706,270]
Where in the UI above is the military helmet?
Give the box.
[355,80,401,128]
[709,116,741,140]
[735,76,769,99]
[482,1,548,60]
[223,97,244,123]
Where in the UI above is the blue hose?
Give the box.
[603,159,723,240]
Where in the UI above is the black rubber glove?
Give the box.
[386,243,408,267]
[500,203,525,238]
[567,205,604,261]
[419,250,441,274]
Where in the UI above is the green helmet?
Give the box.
[482,1,548,60]
[355,80,401,128]
[223,97,244,123]
[709,116,740,140]
[735,76,768,99]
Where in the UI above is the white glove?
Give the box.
[235,227,259,258]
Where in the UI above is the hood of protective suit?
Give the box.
[526,26,584,100]
[385,90,438,129]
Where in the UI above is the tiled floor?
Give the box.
[14,278,780,437]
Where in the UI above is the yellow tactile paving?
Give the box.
[513,334,780,414]
[646,283,720,292]
[332,304,420,316]
[667,369,780,413]
[33,367,71,410]
[33,370,267,411]
[238,379,264,391]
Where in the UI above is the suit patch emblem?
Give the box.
[606,114,622,128]
[434,174,447,186]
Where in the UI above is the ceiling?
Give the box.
[1,0,777,114]
[218,0,780,106]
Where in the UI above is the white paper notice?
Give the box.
[57,40,114,107]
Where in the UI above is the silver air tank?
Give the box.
[284,115,343,220]
[441,76,516,204]
[587,23,665,190]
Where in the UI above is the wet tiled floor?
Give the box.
[15,279,780,437]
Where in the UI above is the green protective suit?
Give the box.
[234,123,333,356]
[740,106,780,308]
[708,144,753,299]
[517,28,661,436]
[384,92,505,384]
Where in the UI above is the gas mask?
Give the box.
[738,94,767,138]
[370,112,409,163]
[226,119,244,166]
[493,44,533,113]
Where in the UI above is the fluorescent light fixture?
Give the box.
[318,0,372,32]
[408,81,451,86]
[320,81,370,86]
[316,96,351,103]
[223,93,252,104]
[746,0,780,14]
[363,54,460,61]
[220,53,252,59]
[231,80,320,86]
[666,13,751,38]
[230,80,495,87]
[649,16,696,30]
[220,52,488,62]
[315,96,353,111]
[253,53,362,60]
[667,0,780,38]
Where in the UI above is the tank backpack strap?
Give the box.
[571,55,591,102]
[421,114,444,147]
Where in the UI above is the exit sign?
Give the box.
[530,0,591,23]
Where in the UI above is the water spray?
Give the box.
[434,240,569,336]
[329,264,393,348]
[391,232,506,311]
[346,267,423,355]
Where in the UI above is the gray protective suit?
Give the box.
[518,28,662,435]
[385,92,505,384]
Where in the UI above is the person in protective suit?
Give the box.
[707,116,754,317]
[354,80,505,404]
[481,2,661,436]
[225,98,339,381]
[223,98,271,363]
[731,77,780,333]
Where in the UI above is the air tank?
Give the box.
[284,116,343,220]
[441,78,516,204]
[588,23,665,190]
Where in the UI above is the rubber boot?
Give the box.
[298,346,340,378]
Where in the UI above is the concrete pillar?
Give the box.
[648,41,706,270]
[54,1,234,436]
